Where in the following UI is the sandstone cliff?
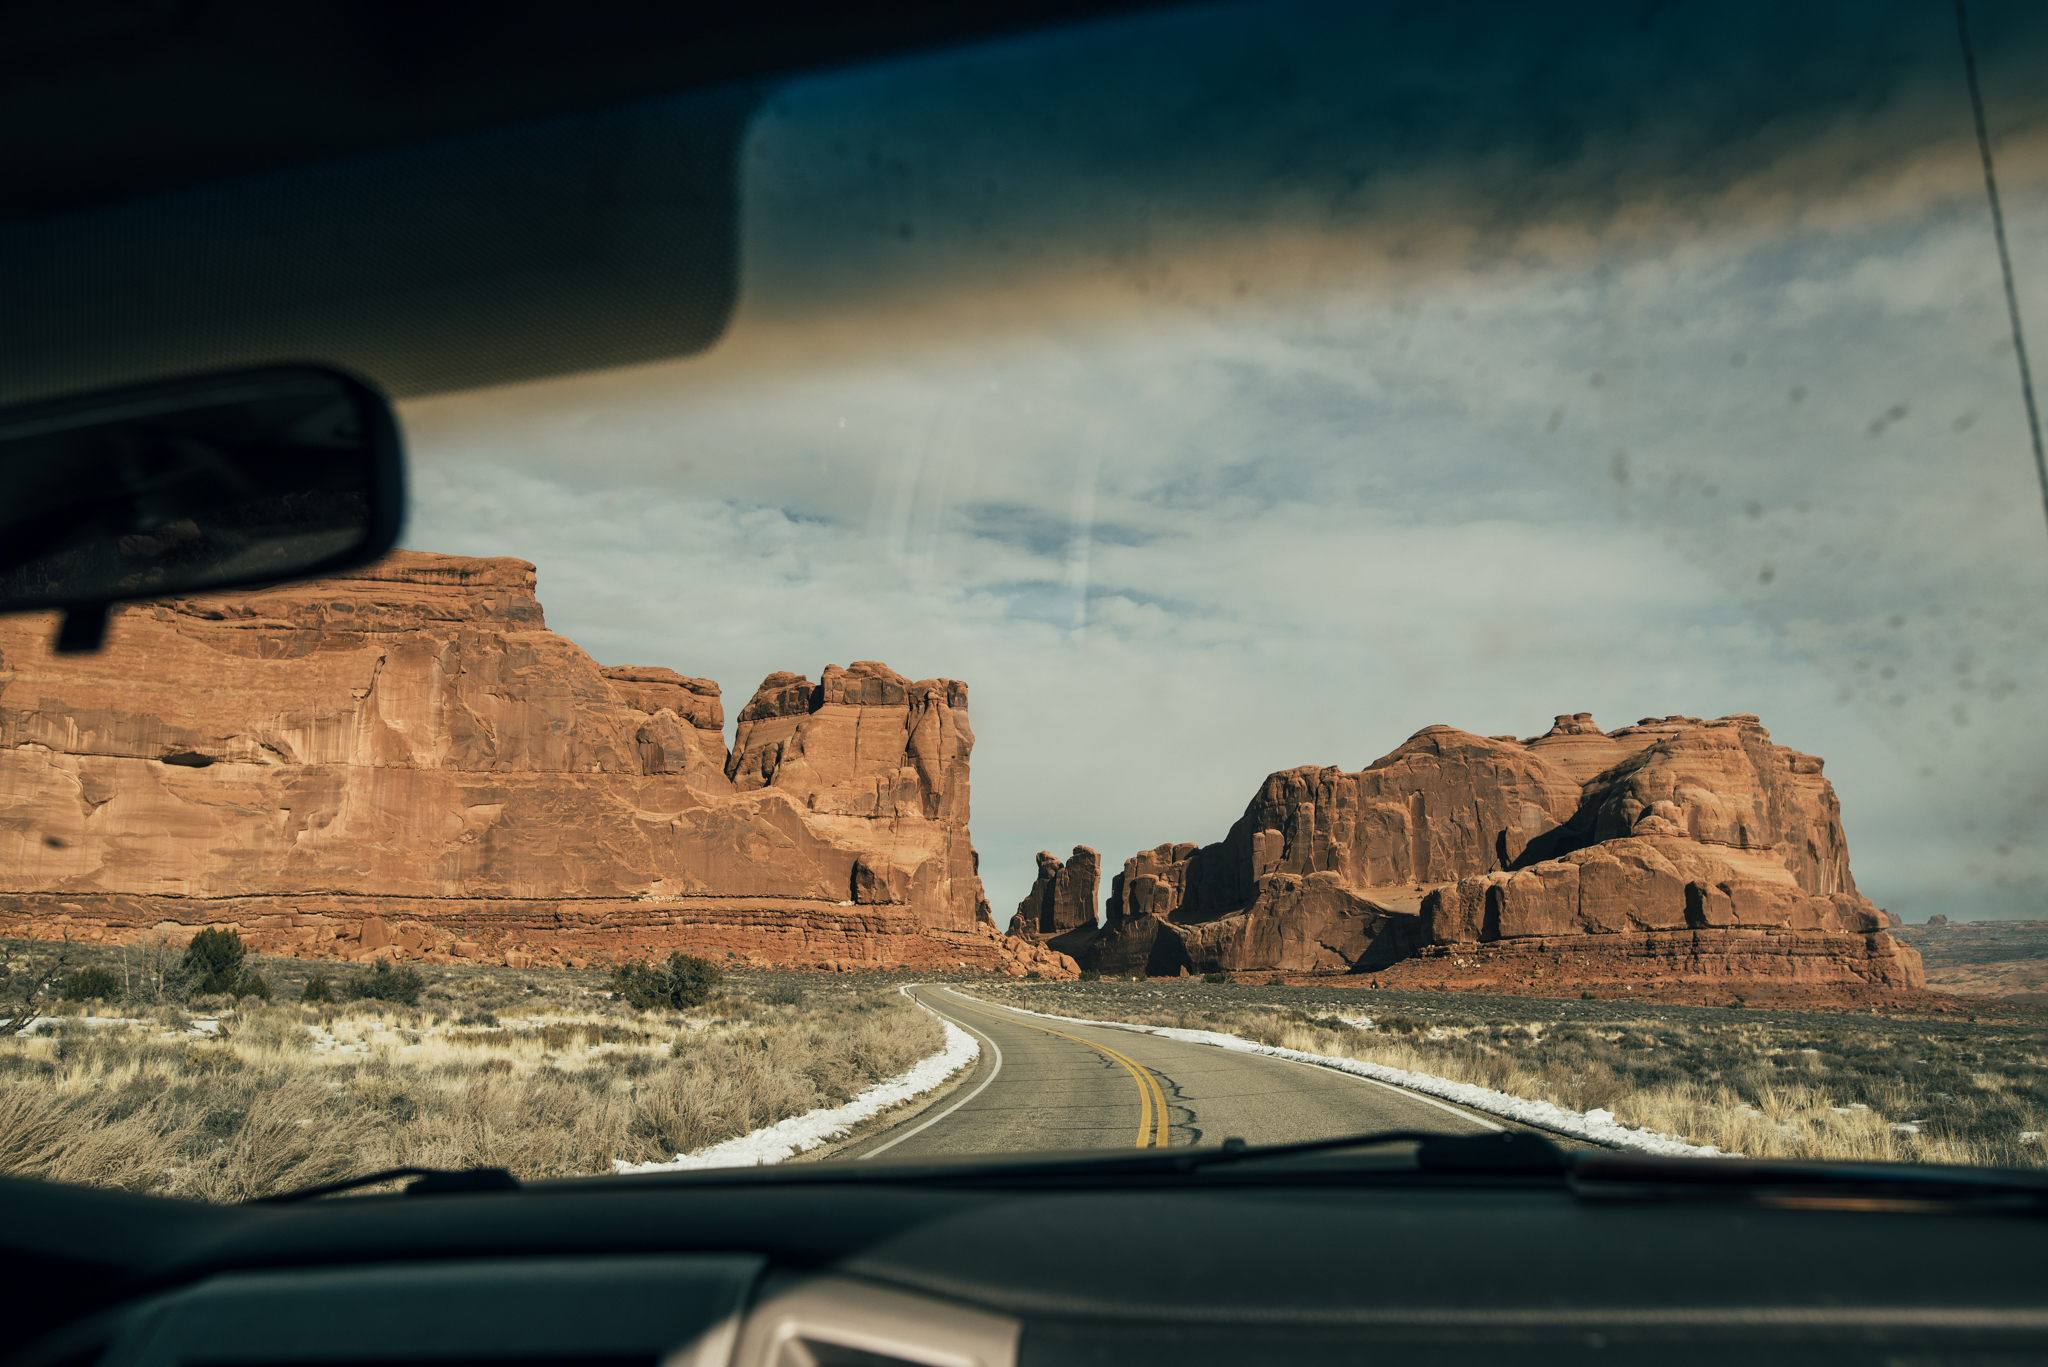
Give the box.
[1077,713,1922,996]
[0,551,1048,972]
[1008,846,1100,939]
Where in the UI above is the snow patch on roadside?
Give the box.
[613,1009,980,1173]
[972,994,1728,1158]
[13,1014,144,1035]
[14,1014,216,1038]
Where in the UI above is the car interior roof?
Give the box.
[1,1,1177,225]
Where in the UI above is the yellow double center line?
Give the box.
[937,993,1170,1148]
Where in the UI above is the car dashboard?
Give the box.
[10,1158,2047,1367]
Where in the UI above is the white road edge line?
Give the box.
[1256,1048,1504,1131]
[954,991,1726,1157]
[613,987,978,1172]
[857,986,1006,1160]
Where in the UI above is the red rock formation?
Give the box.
[1362,929,1932,1008]
[0,552,1000,970]
[725,660,981,931]
[992,927,1083,979]
[1078,712,1923,1001]
[1008,846,1100,939]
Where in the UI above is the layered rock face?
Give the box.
[1076,713,1922,996]
[723,659,985,929]
[1008,846,1100,939]
[0,552,1031,971]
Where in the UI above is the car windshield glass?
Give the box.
[4,0,2047,1193]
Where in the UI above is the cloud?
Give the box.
[400,0,2048,921]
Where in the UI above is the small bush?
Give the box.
[61,967,123,1002]
[610,953,724,1011]
[231,1006,312,1053]
[234,972,271,1001]
[1078,970,1101,982]
[1025,970,1042,981]
[301,975,335,1004]
[175,928,249,998]
[341,961,424,1007]
[1202,971,1231,985]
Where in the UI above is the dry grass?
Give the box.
[0,977,940,1200]
[975,982,2048,1168]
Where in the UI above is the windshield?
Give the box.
[3,0,2046,1193]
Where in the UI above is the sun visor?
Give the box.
[0,84,755,404]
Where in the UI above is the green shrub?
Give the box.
[234,972,271,1001]
[1202,970,1231,984]
[300,974,335,1004]
[1078,970,1101,982]
[340,960,424,1007]
[1025,970,1042,981]
[61,966,124,1002]
[174,928,248,997]
[610,952,724,1011]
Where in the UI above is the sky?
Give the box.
[396,0,2048,924]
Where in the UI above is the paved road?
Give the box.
[838,986,1500,1160]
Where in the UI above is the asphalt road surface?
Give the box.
[838,985,1501,1160]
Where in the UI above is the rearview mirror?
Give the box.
[0,365,404,652]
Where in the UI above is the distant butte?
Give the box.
[1009,846,1100,940]
[1059,712,1925,1005]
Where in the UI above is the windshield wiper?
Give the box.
[1186,1129,1569,1175]
[252,1165,521,1204]
[856,1129,1571,1183]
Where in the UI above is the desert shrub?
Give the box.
[61,967,123,1002]
[1202,971,1231,985]
[234,972,271,1001]
[611,952,724,1011]
[300,975,335,1004]
[174,928,248,998]
[1078,970,1101,982]
[341,961,424,1007]
[1025,970,1042,981]
[0,969,963,1197]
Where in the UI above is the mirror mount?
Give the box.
[0,364,406,652]
[54,602,111,655]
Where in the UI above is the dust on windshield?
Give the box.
[3,0,2046,1193]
